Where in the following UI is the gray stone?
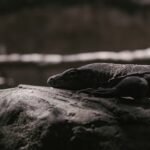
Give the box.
[0,84,150,150]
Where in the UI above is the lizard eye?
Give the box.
[65,68,78,78]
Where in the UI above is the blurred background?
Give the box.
[1,0,150,88]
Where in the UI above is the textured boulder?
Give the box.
[0,84,150,150]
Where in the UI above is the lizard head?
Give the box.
[47,68,99,90]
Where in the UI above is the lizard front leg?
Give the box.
[85,76,149,99]
[77,87,115,97]
[85,87,117,97]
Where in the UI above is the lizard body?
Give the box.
[47,63,150,99]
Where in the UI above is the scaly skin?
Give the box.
[47,63,150,99]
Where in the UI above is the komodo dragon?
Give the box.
[47,63,150,99]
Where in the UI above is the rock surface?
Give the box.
[0,84,150,150]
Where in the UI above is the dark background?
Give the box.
[0,0,150,88]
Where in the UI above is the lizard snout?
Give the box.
[47,77,57,87]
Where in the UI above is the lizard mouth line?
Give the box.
[48,77,67,88]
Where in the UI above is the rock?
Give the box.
[0,84,150,150]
